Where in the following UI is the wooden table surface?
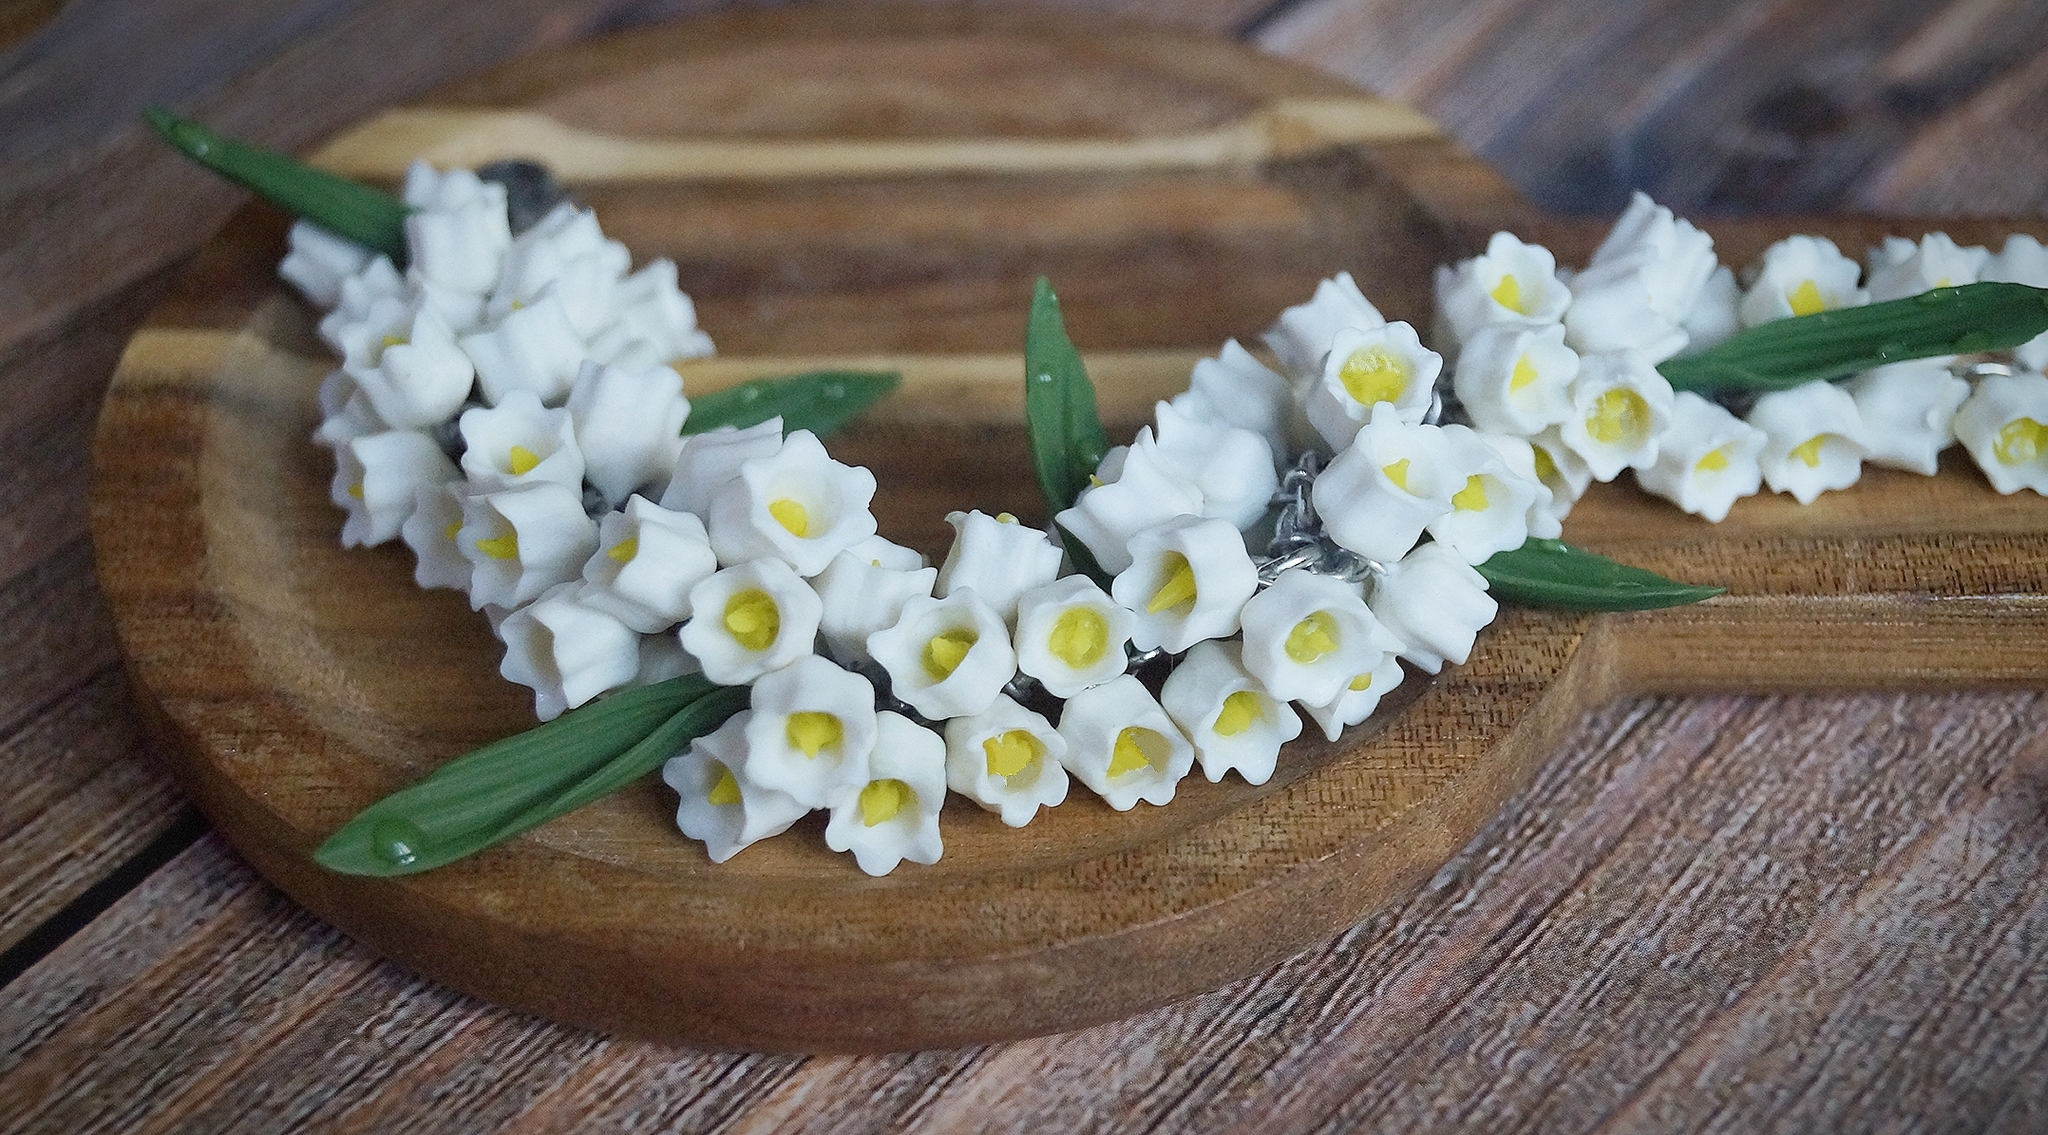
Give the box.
[8,0,2048,1130]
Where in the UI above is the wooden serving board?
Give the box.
[89,6,2048,1053]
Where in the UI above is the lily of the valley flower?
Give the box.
[566,359,690,506]
[318,258,408,355]
[1426,424,1539,564]
[1304,321,1442,448]
[1435,231,1572,345]
[812,549,937,667]
[1866,233,1990,302]
[343,301,476,430]
[632,632,701,688]
[1263,270,1385,379]
[457,481,599,609]
[1110,514,1259,653]
[1011,574,1135,698]
[313,369,384,451]
[1369,542,1495,674]
[678,557,823,685]
[400,481,477,591]
[1057,674,1195,811]
[1528,426,1594,518]
[1452,321,1579,437]
[1054,441,1203,576]
[587,259,717,368]
[1312,405,1458,564]
[280,220,372,309]
[1738,235,1867,327]
[459,291,589,406]
[579,496,719,633]
[824,711,947,876]
[487,201,630,338]
[659,417,785,519]
[1677,264,1742,357]
[705,429,879,577]
[1474,434,1563,539]
[867,589,1015,720]
[1172,339,1294,462]
[664,711,809,864]
[1145,402,1279,532]
[742,654,878,809]
[1749,381,1871,503]
[1158,639,1302,785]
[935,510,1064,622]
[1558,351,1675,481]
[496,580,642,721]
[943,694,1070,827]
[1300,653,1406,743]
[458,389,585,492]
[1843,361,1970,476]
[1954,371,2048,495]
[1239,568,1399,705]
[1564,193,1718,363]
[332,429,458,548]
[1634,392,1767,522]
[401,162,512,297]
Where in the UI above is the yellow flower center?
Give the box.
[1532,445,1561,485]
[922,627,978,681]
[1586,388,1650,447]
[1509,353,1539,391]
[1695,446,1732,473]
[1994,418,2048,465]
[1339,347,1407,407]
[1107,727,1160,778]
[1452,474,1489,511]
[1788,278,1826,316]
[1789,435,1828,468]
[768,498,809,537]
[607,536,639,563]
[1047,607,1109,668]
[722,589,780,651]
[983,730,1041,784]
[707,764,743,806]
[444,520,462,542]
[1212,690,1264,736]
[785,711,843,758]
[476,532,519,560]
[1146,552,1198,613]
[859,779,913,826]
[507,445,541,475]
[1490,273,1528,315]
[1382,457,1413,493]
[1348,671,1376,692]
[346,482,365,500]
[996,512,1017,523]
[1284,610,1341,664]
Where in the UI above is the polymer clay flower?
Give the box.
[1368,542,1497,674]
[1054,441,1202,575]
[663,711,809,864]
[1158,639,1302,785]
[280,220,372,309]
[338,301,476,429]
[1737,235,1867,327]
[487,201,630,338]
[1299,653,1406,743]
[1451,321,1579,437]
[1145,402,1279,531]
[579,496,719,632]
[1303,321,1442,448]
[1434,231,1571,344]
[1110,514,1259,653]
[586,259,718,368]
[1528,426,1594,517]
[1983,234,2048,371]
[1843,361,1970,475]
[1263,270,1385,379]
[935,510,1064,622]
[1425,424,1538,563]
[1953,371,2048,494]
[632,633,701,687]
[742,654,878,809]
[1557,351,1674,481]
[1748,381,1870,503]
[1474,433,1563,540]
[318,257,407,355]
[1564,193,1718,362]
[824,711,947,876]
[1239,568,1400,706]
[400,480,478,591]
[1312,405,1458,564]
[1171,339,1293,461]
[706,429,879,576]
[943,695,1070,827]
[459,291,589,406]
[1677,264,1741,356]
[811,549,937,666]
[678,557,823,685]
[456,482,599,609]
[867,589,1015,720]
[457,389,585,492]
[400,162,511,296]
[1633,392,1766,522]
[1011,574,1135,698]
[658,417,785,519]
[312,369,384,450]
[565,359,690,506]
[496,581,643,720]
[331,429,458,547]
[1865,233,1990,302]
[1056,674,1195,811]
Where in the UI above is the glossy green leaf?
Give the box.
[1024,277,1111,514]
[681,370,899,438]
[1053,520,1114,591]
[1475,538,1723,611]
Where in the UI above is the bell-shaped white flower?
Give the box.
[1312,405,1458,564]
[1866,233,1990,302]
[487,201,630,338]
[1565,193,1718,362]
[1678,264,1742,356]
[280,220,372,309]
[1452,321,1579,437]
[943,695,1069,827]
[339,301,476,429]
[1263,270,1385,379]
[460,290,589,406]
[1634,391,1766,522]
[1954,371,2048,494]
[663,711,809,864]
[1369,542,1497,674]
[824,711,946,876]
[659,417,785,519]
[587,259,717,367]
[1300,653,1406,743]
[458,389,585,493]
[1304,321,1442,448]
[1842,361,1970,475]
[1110,514,1258,652]
[332,429,458,548]
[1426,424,1538,563]
[312,369,385,450]
[631,632,701,688]
[847,533,926,571]
[935,510,1064,623]
[457,482,599,610]
[1982,235,2048,371]
[324,292,413,376]
[742,654,878,809]
[1738,235,1868,327]
[1558,351,1674,481]
[1239,569,1400,705]
[812,549,938,667]
[496,581,642,721]
[400,162,511,296]
[406,267,490,334]
[579,496,719,632]
[1054,441,1202,575]
[566,359,690,506]
[1529,426,1594,518]
[1158,639,1302,785]
[705,429,879,576]
[1011,574,1134,698]
[1172,339,1293,462]
[867,589,1015,720]
[1056,674,1195,811]
[318,257,408,356]
[1147,402,1279,531]
[1749,381,1870,503]
[400,480,478,591]
[1435,231,1572,344]
[1475,433,1563,539]
[678,557,823,685]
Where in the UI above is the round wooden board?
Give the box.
[91,7,2048,1053]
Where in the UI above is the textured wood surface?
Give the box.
[9,0,2048,1127]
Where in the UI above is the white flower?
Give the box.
[663,711,809,864]
[1558,351,1674,481]
[935,510,1064,623]
[943,695,1069,827]
[1565,193,1718,362]
[1158,639,1302,785]
[579,496,719,632]
[1748,381,1870,503]
[496,581,642,720]
[1842,361,1970,475]
[678,557,823,685]
[487,201,630,338]
[318,257,407,355]
[1425,424,1538,563]
[1738,235,1867,326]
[1312,405,1458,564]
[1369,542,1496,674]
[313,369,384,450]
[1954,371,2048,494]
[1110,514,1259,652]
[401,162,511,296]
[1172,339,1293,462]
[1474,433,1563,539]
[659,418,785,519]
[280,221,372,309]
[824,711,946,876]
[1303,321,1442,448]
[406,268,490,334]
[1434,231,1571,344]
[456,482,599,609]
[631,633,701,687]
[812,550,937,666]
[1866,233,1990,302]
[337,301,476,429]
[458,389,585,492]
[1239,568,1400,705]
[1011,574,1134,697]
[1678,264,1742,356]
[1146,402,1279,531]
[332,429,458,547]
[1634,392,1766,522]
[1263,270,1385,379]
[400,480,477,591]
[1983,235,2048,371]
[867,589,1015,720]
[846,533,926,571]
[742,654,878,809]
[587,259,717,367]
[1299,653,1406,743]
[566,359,690,506]
[1056,674,1195,810]
[1054,441,1202,575]
[459,291,589,406]
[1528,426,1594,518]
[705,429,879,576]
[1451,321,1579,437]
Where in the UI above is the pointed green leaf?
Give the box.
[681,370,899,438]
[1476,538,1723,611]
[1024,278,1111,513]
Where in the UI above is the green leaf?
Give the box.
[144,105,411,263]
[1475,538,1723,611]
[1659,282,2048,393]
[314,675,746,877]
[1024,277,1111,514]
[1053,520,1114,590]
[681,370,899,438]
